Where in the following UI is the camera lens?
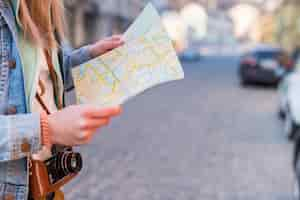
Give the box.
[66,152,82,174]
[45,151,83,184]
[60,152,83,175]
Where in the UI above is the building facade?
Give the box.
[64,0,152,47]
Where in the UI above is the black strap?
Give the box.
[35,93,51,115]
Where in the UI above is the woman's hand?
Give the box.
[89,35,124,58]
[47,105,122,146]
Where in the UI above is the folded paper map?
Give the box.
[72,3,184,107]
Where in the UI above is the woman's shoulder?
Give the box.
[0,1,19,40]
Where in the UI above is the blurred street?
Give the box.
[64,56,294,200]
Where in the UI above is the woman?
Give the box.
[0,0,123,199]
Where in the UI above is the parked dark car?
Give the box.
[239,46,294,86]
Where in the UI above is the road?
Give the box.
[64,56,294,200]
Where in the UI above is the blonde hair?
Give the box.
[18,0,65,49]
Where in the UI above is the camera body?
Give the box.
[45,150,82,184]
[29,148,82,199]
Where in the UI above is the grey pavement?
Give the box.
[64,56,294,200]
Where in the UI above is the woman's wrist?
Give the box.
[88,44,97,59]
[40,112,53,149]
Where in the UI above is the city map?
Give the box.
[72,3,184,107]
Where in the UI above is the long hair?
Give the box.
[18,0,65,50]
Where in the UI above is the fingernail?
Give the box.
[118,107,123,114]
[116,106,122,113]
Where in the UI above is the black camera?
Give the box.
[44,149,83,184]
[29,147,83,199]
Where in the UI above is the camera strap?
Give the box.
[35,50,63,115]
[31,51,75,200]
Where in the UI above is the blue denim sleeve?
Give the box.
[61,43,92,91]
[0,113,42,162]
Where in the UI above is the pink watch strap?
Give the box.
[40,112,52,149]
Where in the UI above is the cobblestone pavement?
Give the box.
[64,56,294,200]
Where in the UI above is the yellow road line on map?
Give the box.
[97,60,122,93]
[99,61,121,83]
[136,50,171,69]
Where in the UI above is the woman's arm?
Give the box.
[0,113,42,162]
[0,105,122,162]
[60,36,124,91]
[60,43,92,92]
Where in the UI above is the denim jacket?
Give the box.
[0,1,92,199]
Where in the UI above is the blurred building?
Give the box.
[180,3,207,41]
[162,11,188,51]
[207,10,234,45]
[64,0,148,47]
[229,3,260,41]
[64,0,184,47]
[63,0,243,49]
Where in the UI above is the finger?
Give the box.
[85,127,101,142]
[110,35,124,41]
[103,35,123,42]
[83,106,122,118]
[76,130,96,145]
[102,40,124,50]
[79,118,110,130]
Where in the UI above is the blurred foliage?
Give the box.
[274,1,300,53]
[254,14,276,44]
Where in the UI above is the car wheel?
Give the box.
[278,108,286,119]
[284,108,299,140]
[240,78,248,87]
